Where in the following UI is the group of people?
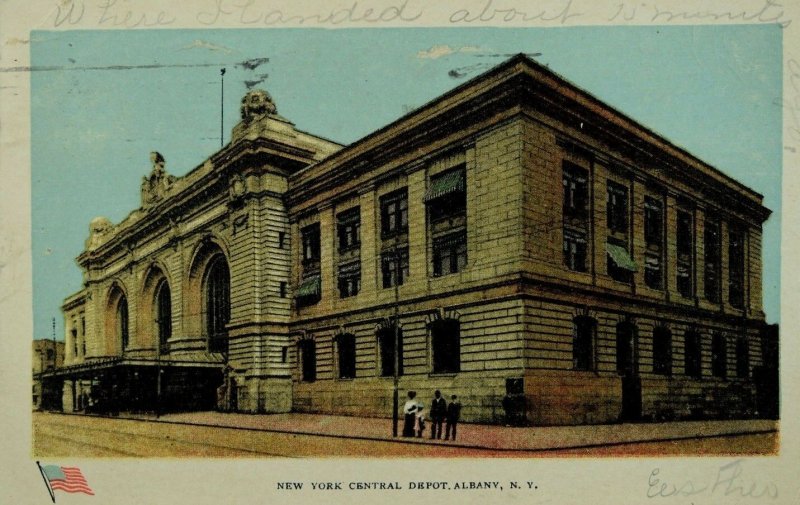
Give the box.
[402,390,462,440]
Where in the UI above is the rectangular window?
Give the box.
[607,181,628,234]
[301,223,321,264]
[279,282,287,298]
[299,339,316,382]
[644,197,663,246]
[337,333,356,379]
[573,317,595,371]
[644,197,663,290]
[684,331,702,378]
[615,322,636,375]
[381,247,409,288]
[711,333,727,378]
[337,262,361,298]
[378,326,403,377]
[677,211,693,256]
[652,327,672,375]
[563,229,587,272]
[729,226,745,309]
[562,161,589,219]
[337,207,361,252]
[278,231,286,249]
[736,338,749,379]
[677,210,694,298]
[380,189,408,238]
[427,168,467,278]
[426,167,466,222]
[432,232,467,277]
[704,217,721,303]
[431,319,460,374]
[644,253,662,290]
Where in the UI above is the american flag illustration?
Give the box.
[38,462,94,501]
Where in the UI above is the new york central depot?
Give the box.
[55,55,776,426]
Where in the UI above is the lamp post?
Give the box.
[391,240,401,438]
[51,317,57,368]
[155,318,162,419]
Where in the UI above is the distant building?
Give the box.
[53,55,774,424]
[32,339,64,410]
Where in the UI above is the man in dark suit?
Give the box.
[429,390,447,439]
[445,394,462,441]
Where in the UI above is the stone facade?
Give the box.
[32,339,64,410]
[57,55,774,424]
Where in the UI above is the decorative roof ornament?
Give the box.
[240,89,278,123]
[86,216,113,250]
[141,151,176,208]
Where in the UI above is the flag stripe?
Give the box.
[50,485,94,495]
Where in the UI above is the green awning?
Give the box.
[296,275,321,298]
[606,243,637,272]
[424,170,465,202]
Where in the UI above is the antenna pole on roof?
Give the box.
[220,68,226,149]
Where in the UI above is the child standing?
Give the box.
[414,403,426,438]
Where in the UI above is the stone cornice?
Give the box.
[286,54,770,224]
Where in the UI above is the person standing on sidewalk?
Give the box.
[445,394,462,441]
[402,391,418,437]
[415,403,426,438]
[430,390,447,439]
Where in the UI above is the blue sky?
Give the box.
[31,26,782,339]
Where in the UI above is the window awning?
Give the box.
[296,275,321,298]
[338,262,360,275]
[434,231,466,249]
[424,170,465,202]
[606,243,637,272]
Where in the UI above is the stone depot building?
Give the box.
[52,55,777,425]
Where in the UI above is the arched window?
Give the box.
[155,280,172,347]
[336,333,356,379]
[431,319,460,374]
[573,316,595,371]
[205,255,230,353]
[71,325,78,356]
[653,326,672,375]
[118,295,130,349]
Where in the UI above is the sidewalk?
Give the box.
[123,411,778,452]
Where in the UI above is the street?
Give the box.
[33,412,777,458]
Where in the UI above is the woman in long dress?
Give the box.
[402,391,418,437]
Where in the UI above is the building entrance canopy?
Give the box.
[41,355,225,414]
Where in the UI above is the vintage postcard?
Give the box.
[1,0,798,504]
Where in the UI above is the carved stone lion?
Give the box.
[240,89,277,122]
